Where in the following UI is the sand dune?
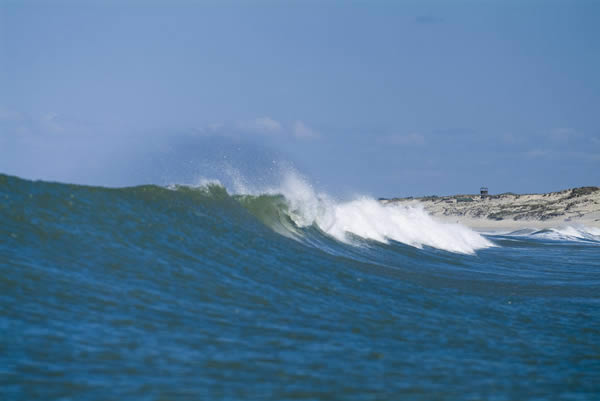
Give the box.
[381,187,600,230]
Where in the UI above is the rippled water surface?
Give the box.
[1,173,599,400]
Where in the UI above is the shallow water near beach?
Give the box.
[1,173,599,400]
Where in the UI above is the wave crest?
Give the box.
[232,172,494,254]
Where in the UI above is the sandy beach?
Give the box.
[381,186,600,231]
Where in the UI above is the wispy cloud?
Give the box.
[549,127,581,142]
[40,112,65,134]
[196,117,320,140]
[238,117,283,135]
[0,109,100,140]
[293,121,319,139]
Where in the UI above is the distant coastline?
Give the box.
[381,186,600,230]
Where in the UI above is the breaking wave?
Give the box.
[233,172,493,254]
[510,226,600,243]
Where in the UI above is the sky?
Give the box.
[1,0,599,197]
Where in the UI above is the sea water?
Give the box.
[1,172,599,400]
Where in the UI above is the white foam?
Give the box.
[194,177,224,188]
[260,171,494,254]
[186,168,494,253]
[165,177,224,191]
[533,226,600,242]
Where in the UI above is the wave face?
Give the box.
[1,173,599,400]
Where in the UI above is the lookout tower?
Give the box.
[480,187,489,198]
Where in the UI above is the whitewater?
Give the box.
[227,171,495,254]
[1,172,599,400]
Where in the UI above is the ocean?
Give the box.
[1,172,599,400]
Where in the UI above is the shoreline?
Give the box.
[429,215,599,233]
[381,186,600,231]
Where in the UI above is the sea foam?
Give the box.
[532,226,600,242]
[234,171,494,254]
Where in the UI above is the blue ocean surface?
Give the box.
[1,172,599,400]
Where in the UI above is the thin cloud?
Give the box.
[549,127,580,142]
[198,117,320,140]
[41,112,65,134]
[207,122,224,132]
[238,117,282,135]
[293,121,319,139]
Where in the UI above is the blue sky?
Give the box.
[1,0,599,197]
